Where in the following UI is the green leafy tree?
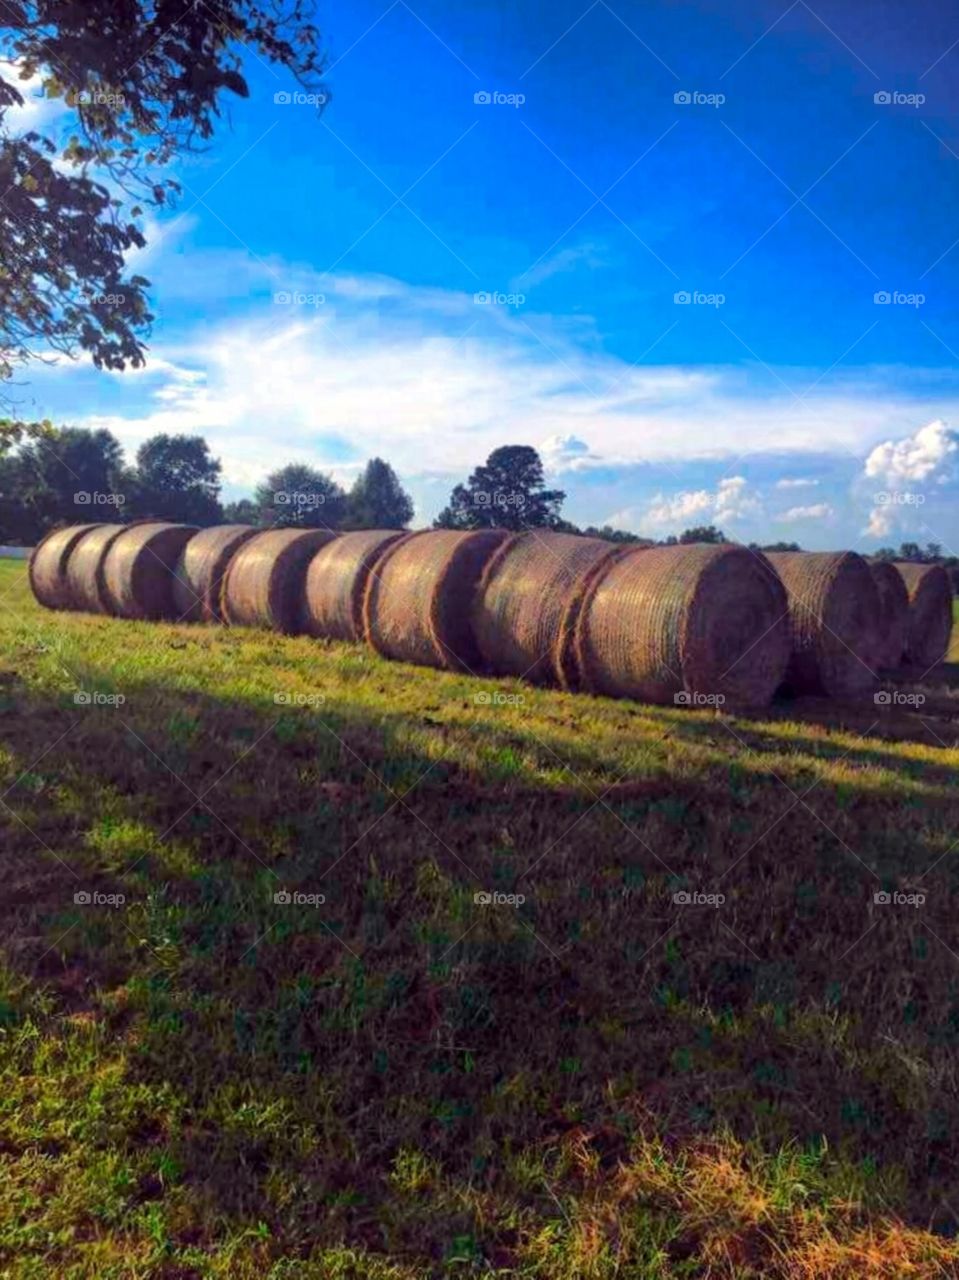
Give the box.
[222,498,260,525]
[679,525,727,544]
[129,434,222,525]
[898,542,922,562]
[0,2,325,404]
[346,457,414,529]
[254,463,346,529]
[434,446,565,532]
[16,425,128,537]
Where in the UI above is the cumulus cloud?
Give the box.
[639,475,760,532]
[778,502,834,521]
[861,419,959,537]
[539,434,599,474]
[775,477,819,489]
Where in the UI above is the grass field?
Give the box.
[3,557,959,1277]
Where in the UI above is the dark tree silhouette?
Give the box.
[347,457,414,529]
[434,446,565,532]
[0,2,325,400]
[255,463,346,529]
[130,434,222,526]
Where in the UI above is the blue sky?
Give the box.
[12,0,959,549]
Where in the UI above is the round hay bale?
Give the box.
[28,523,104,610]
[576,543,790,708]
[764,551,879,697]
[363,529,511,670]
[172,524,260,623]
[472,531,625,686]
[868,560,909,671]
[65,523,130,614]
[895,561,952,667]
[101,522,199,620]
[303,529,409,641]
[222,528,336,633]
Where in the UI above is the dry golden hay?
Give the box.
[100,522,199,620]
[895,561,952,667]
[28,523,104,610]
[222,527,337,633]
[363,529,511,670]
[764,551,880,697]
[172,524,260,623]
[65,523,130,613]
[302,529,409,641]
[472,531,626,686]
[576,543,791,708]
[868,560,909,671]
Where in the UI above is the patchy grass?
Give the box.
[2,556,959,1277]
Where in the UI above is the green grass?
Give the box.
[2,557,959,1277]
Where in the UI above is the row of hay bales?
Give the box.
[29,522,954,709]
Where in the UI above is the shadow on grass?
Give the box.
[1,663,959,1262]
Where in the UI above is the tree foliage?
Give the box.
[0,1,326,399]
[254,463,346,529]
[434,446,565,532]
[129,434,222,525]
[346,457,413,529]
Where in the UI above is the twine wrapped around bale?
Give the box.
[303,529,409,641]
[364,529,510,670]
[576,543,791,708]
[895,561,952,667]
[65,523,130,613]
[172,524,259,623]
[764,551,879,697]
[473,531,626,687]
[28,523,103,610]
[101,522,199,620]
[868,560,909,671]
[222,528,336,633]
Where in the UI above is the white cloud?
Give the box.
[778,502,834,521]
[861,419,959,537]
[539,434,598,474]
[639,475,760,532]
[775,477,819,489]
